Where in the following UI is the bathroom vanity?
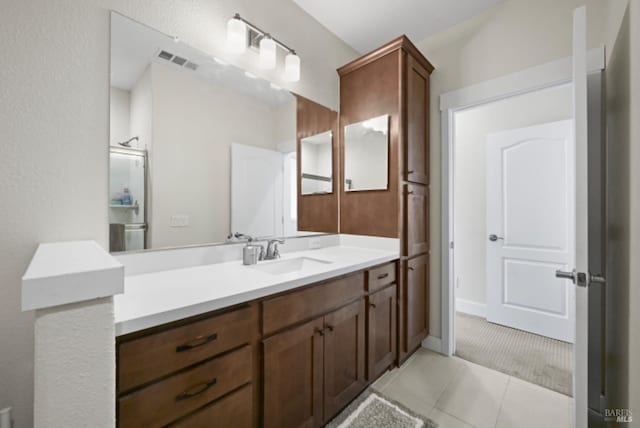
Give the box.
[114,238,400,427]
[108,12,433,428]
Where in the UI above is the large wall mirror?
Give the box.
[300,131,333,195]
[109,12,333,252]
[343,115,389,192]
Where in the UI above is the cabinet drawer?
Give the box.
[262,272,364,335]
[118,305,256,393]
[367,262,396,292]
[170,384,252,428]
[118,345,252,428]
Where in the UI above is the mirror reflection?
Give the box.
[300,131,333,195]
[344,115,389,192]
[109,13,327,252]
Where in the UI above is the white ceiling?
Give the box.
[111,13,294,107]
[293,0,504,53]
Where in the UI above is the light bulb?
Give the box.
[284,52,300,82]
[226,16,247,54]
[259,36,277,69]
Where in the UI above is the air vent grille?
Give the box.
[158,50,173,61]
[155,49,199,71]
[171,56,187,66]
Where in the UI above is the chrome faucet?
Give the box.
[264,239,285,260]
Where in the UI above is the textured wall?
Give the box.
[34,298,115,427]
[0,1,355,426]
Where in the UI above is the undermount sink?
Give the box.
[250,257,333,275]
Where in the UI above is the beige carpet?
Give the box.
[455,312,573,396]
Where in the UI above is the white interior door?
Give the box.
[486,120,575,343]
[231,143,284,239]
[282,151,298,237]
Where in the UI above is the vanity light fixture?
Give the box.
[226,15,247,54]
[284,52,300,82]
[259,35,277,69]
[226,13,301,81]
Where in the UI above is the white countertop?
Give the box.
[22,241,124,311]
[114,244,398,336]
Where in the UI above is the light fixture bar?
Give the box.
[232,13,296,54]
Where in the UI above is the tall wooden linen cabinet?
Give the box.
[338,36,433,362]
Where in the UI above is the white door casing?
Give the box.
[570,6,589,427]
[486,120,575,343]
[231,143,284,239]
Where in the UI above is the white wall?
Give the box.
[0,1,356,426]
[149,62,291,248]
[415,0,619,337]
[149,63,295,248]
[454,84,572,308]
[129,65,152,151]
[109,88,130,146]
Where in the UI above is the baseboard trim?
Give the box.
[421,335,442,353]
[456,299,487,318]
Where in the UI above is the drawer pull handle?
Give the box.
[377,273,389,280]
[175,378,217,401]
[408,170,414,174]
[315,327,325,336]
[407,190,415,195]
[326,325,334,332]
[176,333,218,353]
[370,303,377,309]
[408,266,415,271]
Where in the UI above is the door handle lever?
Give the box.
[555,269,576,283]
[488,234,504,242]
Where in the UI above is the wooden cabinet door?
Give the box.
[405,183,429,257]
[405,55,430,185]
[323,299,366,419]
[263,317,324,428]
[367,285,397,380]
[404,254,429,353]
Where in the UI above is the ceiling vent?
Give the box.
[155,49,199,71]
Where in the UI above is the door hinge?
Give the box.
[449,241,454,250]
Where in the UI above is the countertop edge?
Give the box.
[115,252,398,336]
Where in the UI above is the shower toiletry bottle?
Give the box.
[122,188,132,206]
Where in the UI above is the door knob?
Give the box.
[555,269,576,283]
[488,234,504,242]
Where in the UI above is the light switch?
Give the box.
[170,214,190,227]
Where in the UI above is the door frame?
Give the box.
[438,47,605,357]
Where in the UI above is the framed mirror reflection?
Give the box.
[343,115,389,192]
[109,12,334,252]
[300,131,333,195]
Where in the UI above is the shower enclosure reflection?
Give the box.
[109,147,147,251]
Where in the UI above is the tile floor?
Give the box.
[372,349,573,428]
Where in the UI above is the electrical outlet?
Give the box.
[170,214,189,228]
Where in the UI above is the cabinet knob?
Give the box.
[315,327,324,336]
[326,325,334,332]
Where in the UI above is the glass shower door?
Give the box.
[109,147,146,251]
